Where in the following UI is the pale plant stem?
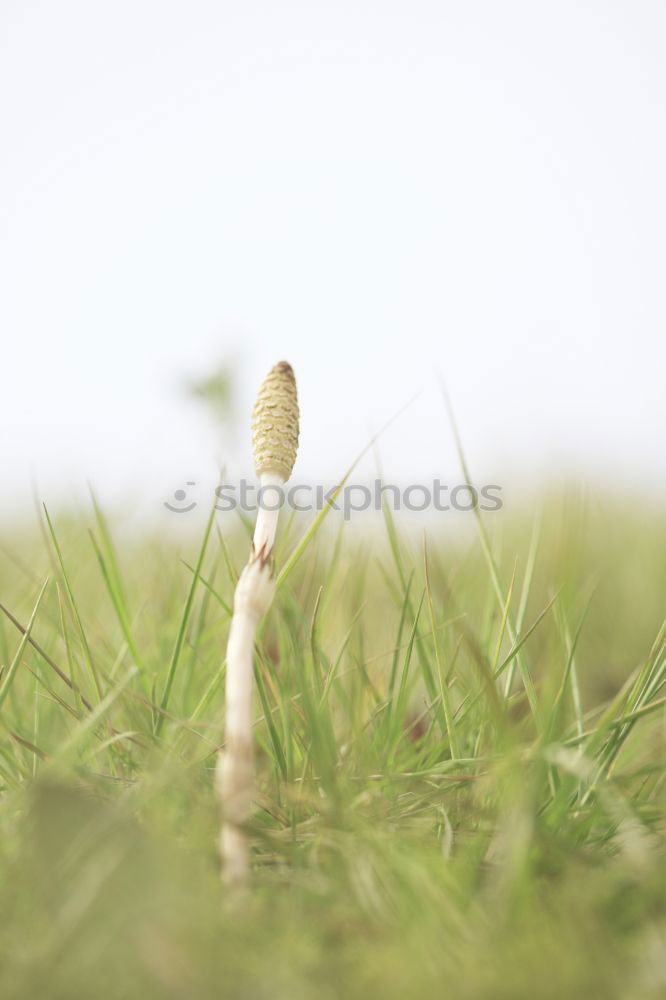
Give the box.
[253,472,285,556]
[215,360,298,888]
[216,552,275,886]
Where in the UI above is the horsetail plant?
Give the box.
[216,361,299,886]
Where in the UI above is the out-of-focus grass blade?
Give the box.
[0,579,49,713]
[43,504,103,700]
[182,560,232,617]
[156,501,217,736]
[53,666,138,763]
[505,512,541,695]
[389,591,425,747]
[424,543,460,758]
[492,563,516,673]
[277,394,419,590]
[494,591,560,682]
[254,649,288,780]
[89,530,148,690]
[438,381,540,727]
[0,596,95,715]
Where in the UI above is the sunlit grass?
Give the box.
[0,490,664,998]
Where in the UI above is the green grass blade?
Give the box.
[0,579,49,713]
[156,501,217,736]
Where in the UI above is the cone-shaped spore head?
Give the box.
[251,361,299,481]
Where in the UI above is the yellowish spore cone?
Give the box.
[252,361,299,481]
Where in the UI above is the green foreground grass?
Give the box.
[0,491,664,999]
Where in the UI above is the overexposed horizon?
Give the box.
[2,1,665,522]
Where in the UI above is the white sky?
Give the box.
[2,0,665,522]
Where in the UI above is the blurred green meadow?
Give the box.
[0,488,664,999]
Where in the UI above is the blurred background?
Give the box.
[1,0,665,523]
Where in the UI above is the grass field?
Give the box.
[0,488,664,998]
